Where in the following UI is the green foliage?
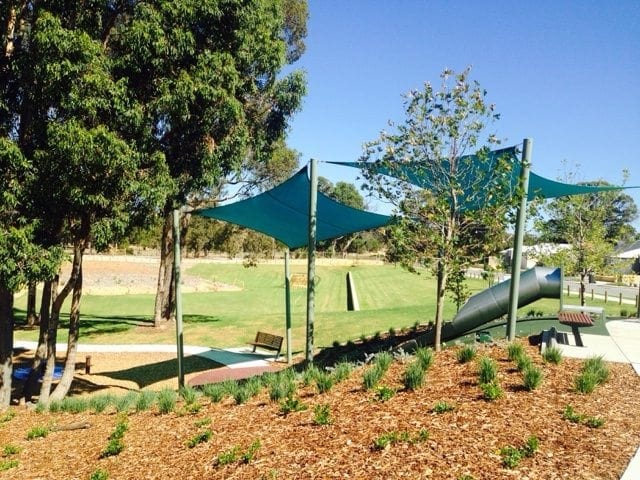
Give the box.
[371,429,429,450]
[89,394,115,414]
[402,361,426,391]
[480,382,503,401]
[477,356,498,384]
[0,410,15,423]
[432,401,455,414]
[374,351,394,372]
[89,469,110,480]
[331,361,354,383]
[375,386,396,402]
[457,345,476,363]
[279,397,308,415]
[542,346,563,364]
[522,365,544,391]
[500,435,539,469]
[584,416,605,429]
[187,429,213,448]
[194,417,212,428]
[114,391,138,413]
[415,347,435,370]
[506,342,525,361]
[60,397,90,413]
[314,370,335,394]
[574,356,609,394]
[301,364,320,386]
[2,443,21,456]
[266,373,297,402]
[157,388,178,414]
[135,391,157,412]
[522,435,539,458]
[26,425,50,440]
[313,404,332,426]
[515,354,533,372]
[101,416,128,458]
[202,383,229,403]
[241,439,261,464]
[562,405,583,423]
[179,386,200,405]
[217,446,241,466]
[363,365,386,390]
[0,459,18,471]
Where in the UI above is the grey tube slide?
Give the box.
[434,267,562,342]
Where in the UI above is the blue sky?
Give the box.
[286,0,640,226]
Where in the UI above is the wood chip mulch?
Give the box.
[1,343,639,480]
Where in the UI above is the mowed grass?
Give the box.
[13,262,624,352]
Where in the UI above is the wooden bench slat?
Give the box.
[558,311,594,326]
[248,331,283,359]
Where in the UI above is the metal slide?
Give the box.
[436,267,562,342]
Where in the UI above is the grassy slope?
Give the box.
[13,263,625,351]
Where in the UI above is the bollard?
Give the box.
[604,291,608,303]
[591,289,594,301]
[85,355,92,374]
[619,293,622,305]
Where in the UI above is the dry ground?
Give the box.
[2,343,640,480]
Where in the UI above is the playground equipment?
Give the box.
[422,267,562,344]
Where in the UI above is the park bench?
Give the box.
[248,331,283,360]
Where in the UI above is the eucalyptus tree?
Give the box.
[360,68,517,350]
[107,0,308,325]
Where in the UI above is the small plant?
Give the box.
[432,401,455,414]
[187,429,213,448]
[388,327,396,337]
[331,361,354,383]
[402,361,426,390]
[372,431,403,450]
[0,410,15,423]
[414,428,429,443]
[506,342,525,361]
[202,383,228,403]
[514,354,532,372]
[101,416,128,458]
[217,446,240,466]
[374,351,393,372]
[268,376,296,402]
[315,370,335,394]
[573,370,600,394]
[89,469,110,480]
[114,391,138,413]
[26,425,50,440]
[585,416,605,428]
[363,365,385,390]
[542,346,563,364]
[582,356,610,384]
[522,365,543,391]
[0,459,18,471]
[47,399,62,413]
[457,345,476,363]
[89,394,114,413]
[241,439,261,464]
[313,404,332,426]
[279,396,308,415]
[522,435,539,457]
[233,386,250,405]
[477,356,498,384]
[562,405,583,423]
[499,445,522,469]
[60,396,90,413]
[194,417,211,428]
[34,401,47,414]
[2,443,21,456]
[301,364,320,386]
[375,385,396,402]
[372,331,382,341]
[135,390,157,412]
[415,347,434,370]
[179,385,200,405]
[480,382,503,401]
[157,388,178,414]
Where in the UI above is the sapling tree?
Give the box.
[360,67,517,350]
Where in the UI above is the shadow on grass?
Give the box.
[183,314,223,324]
[98,355,224,389]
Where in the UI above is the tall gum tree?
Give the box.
[107,0,308,326]
[360,68,517,351]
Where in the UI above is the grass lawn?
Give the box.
[13,263,628,352]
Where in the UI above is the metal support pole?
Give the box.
[507,138,532,341]
[173,208,185,389]
[285,249,292,364]
[306,159,318,363]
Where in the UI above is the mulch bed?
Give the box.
[1,343,640,479]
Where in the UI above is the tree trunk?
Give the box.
[434,259,447,352]
[23,278,54,402]
[154,212,174,326]
[0,286,14,409]
[579,271,586,307]
[49,252,83,401]
[39,246,82,404]
[26,282,38,326]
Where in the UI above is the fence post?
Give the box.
[619,292,622,305]
[567,285,570,297]
[604,291,608,303]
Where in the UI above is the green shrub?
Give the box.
[432,401,455,414]
[0,459,18,471]
[232,386,250,405]
[157,388,178,414]
[60,397,89,413]
[562,405,583,423]
[522,435,539,457]
[279,397,307,415]
[313,404,332,426]
[477,357,498,384]
[202,383,228,403]
[374,351,393,372]
[582,356,610,384]
[402,361,426,391]
[500,445,522,469]
[217,446,240,466]
[2,443,21,456]
[114,391,138,413]
[268,376,296,402]
[135,390,157,412]
[34,401,47,414]
[241,439,261,464]
[415,347,435,370]
[514,354,532,372]
[574,370,600,394]
[363,365,385,390]
[585,416,605,428]
[89,469,109,480]
[314,371,335,394]
[301,364,320,386]
[89,394,114,413]
[187,429,213,448]
[522,365,543,391]
[332,361,354,383]
[457,345,476,364]
[506,342,525,361]
[109,417,128,441]
[480,382,503,401]
[375,386,396,402]
[26,425,50,440]
[179,385,200,405]
[0,410,15,423]
[243,376,264,398]
[101,438,125,458]
[47,400,62,413]
[372,431,404,450]
[542,346,563,364]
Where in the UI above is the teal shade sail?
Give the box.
[195,166,392,249]
[330,145,638,208]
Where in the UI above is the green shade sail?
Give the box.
[330,145,637,208]
[195,166,392,249]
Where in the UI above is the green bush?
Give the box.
[301,364,320,386]
[2,443,21,456]
[363,365,385,390]
[374,351,393,372]
[114,391,138,413]
[26,425,50,440]
[187,429,213,448]
[477,356,498,384]
[0,460,19,471]
[0,410,15,423]
[314,370,335,394]
[179,385,200,405]
[313,404,332,426]
[415,347,434,370]
[89,469,109,480]
[562,405,583,423]
[522,365,543,391]
[202,383,228,403]
[60,397,90,413]
[480,382,503,401]
[135,390,157,412]
[332,361,354,383]
[500,445,522,469]
[157,388,178,414]
[582,356,610,384]
[89,394,115,413]
[432,401,455,414]
[456,345,476,364]
[542,346,563,364]
[402,361,426,391]
[101,438,125,458]
[574,370,600,394]
[241,439,261,464]
[374,386,396,402]
[217,446,240,466]
[279,397,307,415]
[514,354,532,372]
[507,342,525,361]
[585,416,605,428]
